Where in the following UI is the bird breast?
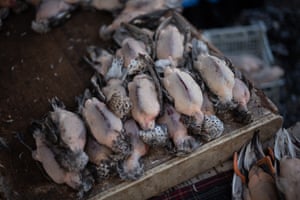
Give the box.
[163,68,203,116]
[232,78,250,110]
[194,55,234,103]
[156,25,184,64]
[32,130,81,189]
[128,74,160,129]
[82,97,123,147]
[120,37,148,67]
[50,108,86,152]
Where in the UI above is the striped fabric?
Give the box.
[149,170,233,200]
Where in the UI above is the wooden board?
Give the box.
[88,112,282,200]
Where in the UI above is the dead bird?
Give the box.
[31,0,77,33]
[118,119,149,180]
[35,97,88,172]
[113,23,154,76]
[232,77,252,124]
[85,136,116,181]
[89,57,132,119]
[154,12,191,68]
[162,67,204,133]
[128,74,160,130]
[99,0,182,40]
[32,128,93,194]
[115,37,150,76]
[274,128,300,200]
[79,89,131,158]
[192,40,235,113]
[79,0,125,12]
[158,104,198,156]
[232,132,278,200]
[127,9,169,30]
[112,24,164,117]
[84,46,114,77]
[181,52,224,140]
[113,22,154,49]
[192,39,252,123]
[155,19,185,67]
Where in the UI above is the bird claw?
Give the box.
[138,125,170,147]
[256,156,276,176]
[111,134,131,158]
[233,152,246,184]
[175,136,199,156]
[117,159,144,181]
[200,115,224,142]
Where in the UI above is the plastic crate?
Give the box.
[202,21,274,65]
[202,21,283,105]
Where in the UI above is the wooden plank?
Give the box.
[88,112,282,200]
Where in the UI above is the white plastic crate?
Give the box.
[203,21,283,105]
[202,21,274,65]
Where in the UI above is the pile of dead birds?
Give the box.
[0,0,254,197]
[1,1,297,199]
[0,0,182,32]
[232,128,300,200]
[29,8,255,197]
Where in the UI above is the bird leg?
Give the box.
[256,156,276,176]
[267,147,275,163]
[233,151,246,184]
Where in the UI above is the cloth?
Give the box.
[149,170,233,200]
